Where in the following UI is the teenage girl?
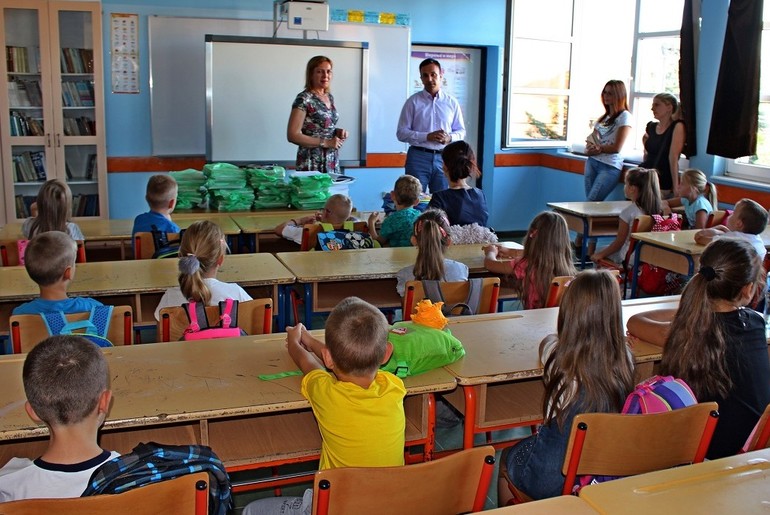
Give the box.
[498,270,634,502]
[427,141,489,227]
[484,211,576,310]
[590,168,666,265]
[665,168,714,229]
[640,92,686,196]
[154,220,252,320]
[395,208,469,297]
[22,179,84,240]
[627,238,770,459]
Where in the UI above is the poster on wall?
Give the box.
[110,13,140,94]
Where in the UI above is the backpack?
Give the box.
[382,321,465,378]
[637,213,683,295]
[151,224,183,259]
[316,221,376,250]
[574,375,698,493]
[421,278,484,316]
[181,299,245,341]
[82,441,231,515]
[40,305,114,347]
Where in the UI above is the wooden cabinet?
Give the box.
[0,0,107,223]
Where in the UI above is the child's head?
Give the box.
[520,211,576,309]
[543,269,633,427]
[178,220,226,305]
[652,92,680,120]
[323,296,390,376]
[412,209,452,281]
[23,335,110,428]
[441,141,480,183]
[320,194,353,224]
[678,168,707,195]
[30,179,73,236]
[24,231,77,287]
[145,175,178,212]
[392,175,422,208]
[662,237,763,400]
[729,199,768,235]
[624,167,663,216]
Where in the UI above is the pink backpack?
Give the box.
[182,298,244,340]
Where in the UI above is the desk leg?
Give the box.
[276,285,286,332]
[581,218,589,269]
[304,283,313,329]
[426,393,436,461]
[630,242,643,298]
[463,386,477,450]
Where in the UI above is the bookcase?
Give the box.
[0,0,107,223]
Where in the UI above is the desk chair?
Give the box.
[133,231,181,260]
[706,209,728,228]
[157,298,273,342]
[743,403,770,452]
[1,239,85,267]
[594,215,654,298]
[312,445,496,515]
[403,278,501,321]
[544,270,621,308]
[10,306,134,354]
[0,472,208,515]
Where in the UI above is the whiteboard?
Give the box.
[149,16,410,158]
[207,36,365,165]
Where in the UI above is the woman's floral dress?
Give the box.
[292,90,340,173]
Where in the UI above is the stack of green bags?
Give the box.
[203,163,254,211]
[169,169,207,209]
[289,172,333,210]
[245,165,292,209]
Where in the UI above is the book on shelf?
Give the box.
[6,46,40,74]
[60,48,94,74]
[71,193,99,217]
[15,194,37,218]
[85,153,97,180]
[12,151,46,182]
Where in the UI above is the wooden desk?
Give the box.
[0,254,295,332]
[485,495,598,514]
[442,297,677,449]
[0,335,457,484]
[579,448,770,514]
[276,244,523,329]
[548,201,630,268]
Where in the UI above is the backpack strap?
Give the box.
[40,311,70,336]
[463,278,484,315]
[183,301,211,332]
[421,280,445,305]
[87,305,114,338]
[217,299,239,329]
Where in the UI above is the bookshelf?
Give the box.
[0,0,107,223]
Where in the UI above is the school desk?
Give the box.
[484,495,599,514]
[579,448,770,514]
[442,297,678,450]
[547,201,631,268]
[0,253,294,333]
[0,334,457,488]
[276,243,524,329]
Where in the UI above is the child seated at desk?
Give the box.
[695,198,768,260]
[427,140,489,227]
[274,193,353,245]
[626,238,770,459]
[483,211,576,309]
[0,335,118,501]
[22,179,84,240]
[131,174,180,238]
[154,220,251,320]
[498,270,634,502]
[665,168,713,229]
[243,297,405,515]
[395,208,469,297]
[12,232,103,316]
[367,175,422,247]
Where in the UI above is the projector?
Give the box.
[282,1,329,31]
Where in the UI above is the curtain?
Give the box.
[707,0,764,158]
[679,0,697,158]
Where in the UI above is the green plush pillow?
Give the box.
[382,321,465,378]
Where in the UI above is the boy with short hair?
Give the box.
[695,198,768,259]
[131,174,180,238]
[243,297,406,515]
[0,335,118,501]
[368,175,422,247]
[274,193,353,245]
[12,232,103,315]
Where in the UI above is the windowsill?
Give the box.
[711,174,770,193]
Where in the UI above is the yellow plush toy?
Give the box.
[411,299,448,330]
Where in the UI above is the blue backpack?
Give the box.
[41,305,114,347]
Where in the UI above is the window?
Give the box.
[727,1,770,182]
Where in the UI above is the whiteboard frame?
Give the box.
[205,35,368,166]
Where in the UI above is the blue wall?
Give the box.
[103,0,730,231]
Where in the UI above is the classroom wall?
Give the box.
[103,0,734,232]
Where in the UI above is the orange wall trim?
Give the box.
[716,183,770,207]
[366,153,407,168]
[107,156,207,172]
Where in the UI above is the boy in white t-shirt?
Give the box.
[695,198,768,260]
[0,335,119,501]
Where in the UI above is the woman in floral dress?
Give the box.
[287,55,348,173]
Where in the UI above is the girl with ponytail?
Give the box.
[427,141,489,227]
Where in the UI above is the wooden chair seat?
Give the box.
[0,472,208,514]
[312,445,496,515]
[402,277,501,320]
[10,306,133,354]
[157,298,273,341]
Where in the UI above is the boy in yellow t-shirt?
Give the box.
[243,297,406,515]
